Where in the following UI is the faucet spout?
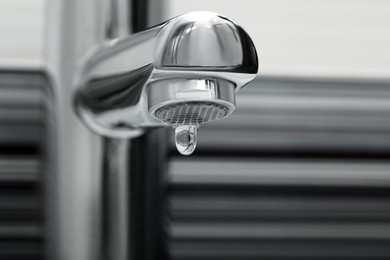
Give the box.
[75,11,258,145]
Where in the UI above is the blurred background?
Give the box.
[0,0,390,260]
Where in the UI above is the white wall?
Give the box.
[0,0,45,68]
[166,0,390,79]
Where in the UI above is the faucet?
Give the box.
[74,11,258,155]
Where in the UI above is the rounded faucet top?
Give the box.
[154,11,258,76]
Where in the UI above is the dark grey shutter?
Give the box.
[167,77,390,260]
[0,71,50,260]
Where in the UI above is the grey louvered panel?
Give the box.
[0,242,43,258]
[171,240,390,260]
[0,71,47,260]
[0,158,41,225]
[171,196,390,222]
[172,222,390,240]
[170,159,390,187]
[0,224,42,239]
[195,129,390,154]
[168,158,390,259]
[0,88,42,107]
[167,77,390,260]
[0,125,44,145]
[0,108,43,123]
[0,158,40,182]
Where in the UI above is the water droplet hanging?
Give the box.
[154,102,230,155]
[174,125,197,155]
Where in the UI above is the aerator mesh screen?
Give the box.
[154,102,230,127]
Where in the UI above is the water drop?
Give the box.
[174,125,198,156]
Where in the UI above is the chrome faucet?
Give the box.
[75,11,258,155]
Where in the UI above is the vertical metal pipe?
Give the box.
[101,1,133,259]
[45,1,108,260]
[44,1,166,260]
[106,0,132,38]
[102,138,130,260]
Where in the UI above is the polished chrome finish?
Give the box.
[103,138,130,260]
[75,11,258,138]
[148,78,236,122]
[106,0,131,39]
[154,100,232,127]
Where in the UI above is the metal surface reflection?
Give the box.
[75,11,258,139]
